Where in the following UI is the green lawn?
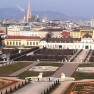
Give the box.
[0,62,32,77]
[72,72,94,80]
[36,62,63,67]
[19,71,55,79]
[71,63,94,80]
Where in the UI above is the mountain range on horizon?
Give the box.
[0,8,89,21]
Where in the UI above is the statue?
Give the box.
[38,72,43,79]
[61,72,65,79]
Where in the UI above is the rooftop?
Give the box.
[5,36,41,40]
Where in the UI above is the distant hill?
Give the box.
[0,8,24,19]
[0,8,88,20]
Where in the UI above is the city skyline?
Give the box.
[0,0,94,18]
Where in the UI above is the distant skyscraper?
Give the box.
[26,0,32,22]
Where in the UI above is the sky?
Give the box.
[0,0,94,18]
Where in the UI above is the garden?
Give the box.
[64,81,94,94]
[18,62,63,79]
[0,62,32,76]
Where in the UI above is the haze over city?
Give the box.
[1,0,94,94]
[0,0,94,18]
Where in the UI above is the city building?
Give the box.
[4,36,41,48]
[70,29,80,38]
[7,25,39,36]
[80,30,93,38]
[0,30,5,35]
[39,27,64,38]
[39,33,94,49]
[61,31,70,38]
[91,19,94,27]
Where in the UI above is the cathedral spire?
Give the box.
[27,0,32,22]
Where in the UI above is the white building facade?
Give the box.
[39,37,94,50]
[7,25,39,36]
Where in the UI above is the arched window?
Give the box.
[33,42,35,46]
[7,41,9,45]
[10,41,12,45]
[16,42,18,45]
[30,42,32,45]
[27,42,29,45]
[36,42,38,45]
[19,42,21,45]
[13,42,15,45]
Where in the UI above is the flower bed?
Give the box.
[64,81,94,94]
[0,78,18,90]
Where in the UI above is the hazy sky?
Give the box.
[0,0,94,18]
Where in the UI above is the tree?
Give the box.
[45,32,53,41]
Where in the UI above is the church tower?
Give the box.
[26,0,32,22]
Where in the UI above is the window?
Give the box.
[16,42,18,45]
[13,42,15,45]
[27,42,29,45]
[59,45,62,49]
[10,41,12,45]
[30,42,32,45]
[19,42,21,45]
[36,42,38,45]
[33,42,35,46]
[7,41,9,45]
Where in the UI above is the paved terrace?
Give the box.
[13,82,53,94]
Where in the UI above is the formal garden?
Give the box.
[0,62,32,77]
[15,49,77,61]
[64,81,94,94]
[18,62,63,79]
[0,78,30,94]
[72,63,94,80]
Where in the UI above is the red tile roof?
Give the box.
[61,31,70,38]
[6,36,41,40]
[0,30,4,33]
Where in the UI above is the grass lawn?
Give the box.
[19,71,55,79]
[79,63,94,67]
[72,72,94,80]
[36,62,63,67]
[0,62,32,77]
[71,63,94,80]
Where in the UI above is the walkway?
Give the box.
[51,79,94,94]
[51,81,72,94]
[52,63,79,78]
[70,49,81,61]
[13,82,53,94]
[73,49,90,62]
[9,62,40,77]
